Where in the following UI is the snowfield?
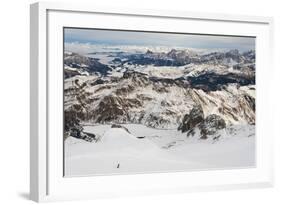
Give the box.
[64,124,255,176]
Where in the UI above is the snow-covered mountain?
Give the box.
[64,52,111,77]
[64,48,255,78]
[63,46,256,176]
[64,71,255,128]
[64,48,255,141]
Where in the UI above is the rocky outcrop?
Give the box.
[199,114,226,139]
[64,109,96,142]
[178,106,226,140]
[178,105,204,133]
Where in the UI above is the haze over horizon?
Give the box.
[64,28,255,53]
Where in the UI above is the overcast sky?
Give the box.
[64,28,255,52]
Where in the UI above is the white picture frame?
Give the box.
[30,1,274,202]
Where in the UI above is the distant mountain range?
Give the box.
[64,48,255,139]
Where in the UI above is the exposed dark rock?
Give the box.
[64,108,82,133]
[95,96,128,123]
[64,69,83,78]
[152,86,169,93]
[146,49,153,54]
[233,63,255,71]
[243,50,255,62]
[179,110,226,140]
[149,76,188,88]
[123,70,148,79]
[144,114,171,128]
[115,85,135,95]
[187,72,255,91]
[199,114,226,139]
[112,58,122,63]
[122,71,150,87]
[111,124,130,133]
[64,52,111,76]
[225,49,243,63]
[178,105,204,133]
[243,94,255,112]
[90,78,107,86]
[95,95,142,123]
[79,132,96,142]
[64,107,97,142]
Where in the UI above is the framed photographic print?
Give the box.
[30,2,274,202]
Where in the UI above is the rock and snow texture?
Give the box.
[64,46,256,176]
[64,73,255,128]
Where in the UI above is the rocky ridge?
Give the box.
[64,48,256,141]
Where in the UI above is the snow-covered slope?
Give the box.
[65,124,255,176]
